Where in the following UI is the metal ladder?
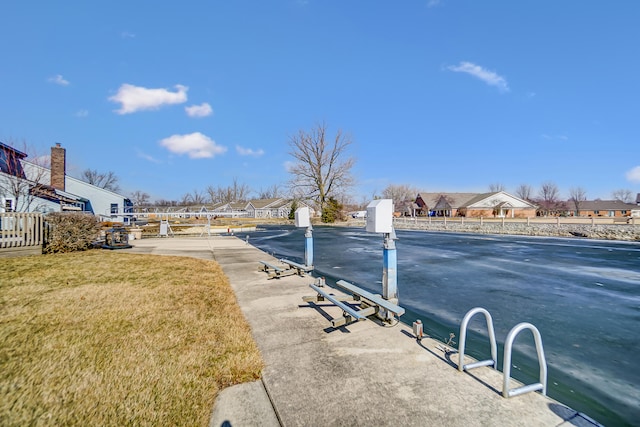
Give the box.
[457,307,547,398]
[502,322,547,398]
[458,307,498,372]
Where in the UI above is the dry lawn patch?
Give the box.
[1,250,263,426]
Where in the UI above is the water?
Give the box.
[246,225,640,426]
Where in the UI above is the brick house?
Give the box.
[415,191,538,218]
[568,199,639,218]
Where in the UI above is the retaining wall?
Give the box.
[393,220,640,241]
[342,217,640,242]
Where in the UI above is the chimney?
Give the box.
[51,143,66,191]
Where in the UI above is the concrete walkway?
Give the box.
[126,236,599,427]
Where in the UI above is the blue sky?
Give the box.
[1,1,639,202]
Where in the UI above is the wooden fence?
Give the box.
[0,212,45,257]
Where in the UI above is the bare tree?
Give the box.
[515,184,533,201]
[230,178,251,201]
[205,185,220,203]
[568,187,587,216]
[206,178,252,203]
[179,189,208,206]
[382,184,418,204]
[0,140,50,212]
[191,190,208,205]
[489,182,505,192]
[537,181,561,216]
[287,122,355,214]
[81,169,120,192]
[129,190,150,208]
[154,199,178,207]
[257,183,282,199]
[358,194,371,210]
[612,189,633,203]
[179,193,192,206]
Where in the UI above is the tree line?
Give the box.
[2,127,637,221]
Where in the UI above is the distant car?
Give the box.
[352,211,367,218]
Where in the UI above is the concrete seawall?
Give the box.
[341,218,640,242]
[126,237,604,426]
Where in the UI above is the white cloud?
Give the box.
[120,31,136,39]
[185,102,213,118]
[75,109,89,118]
[541,134,568,141]
[136,149,162,164]
[236,145,265,157]
[427,0,441,7]
[109,83,188,114]
[159,132,227,159]
[48,74,69,86]
[625,166,640,183]
[447,61,509,92]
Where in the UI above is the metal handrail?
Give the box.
[458,307,498,372]
[502,322,547,398]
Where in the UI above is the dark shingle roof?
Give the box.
[575,200,638,211]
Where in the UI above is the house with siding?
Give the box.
[0,142,133,223]
[245,198,295,218]
[415,191,537,218]
[568,199,639,218]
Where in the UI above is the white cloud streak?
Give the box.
[236,145,265,157]
[109,84,188,114]
[136,149,162,164]
[625,166,640,183]
[185,102,213,118]
[448,61,509,92]
[48,74,70,86]
[159,132,227,159]
[75,109,89,118]
[542,134,568,141]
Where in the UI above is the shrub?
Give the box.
[43,212,102,253]
[288,199,298,220]
[321,197,344,223]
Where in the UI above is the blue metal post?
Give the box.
[305,226,313,268]
[382,229,397,301]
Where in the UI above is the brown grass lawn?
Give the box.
[0,250,263,426]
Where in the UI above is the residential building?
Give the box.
[0,142,133,223]
[246,198,298,218]
[415,192,538,218]
[567,199,639,218]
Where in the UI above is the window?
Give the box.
[110,203,118,214]
[4,198,14,212]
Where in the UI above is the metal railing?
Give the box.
[454,307,547,399]
[502,322,547,398]
[458,307,498,372]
